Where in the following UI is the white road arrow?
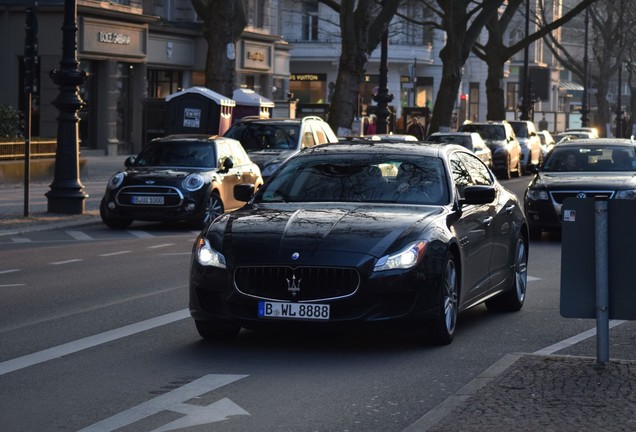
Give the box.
[79,374,250,432]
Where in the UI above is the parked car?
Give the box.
[458,121,522,179]
[100,135,262,229]
[565,127,599,138]
[524,138,636,239]
[189,140,529,345]
[425,131,493,168]
[553,131,595,143]
[224,116,338,179]
[537,130,556,156]
[508,120,543,173]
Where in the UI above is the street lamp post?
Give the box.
[373,28,393,134]
[581,6,589,127]
[519,0,532,121]
[46,0,87,214]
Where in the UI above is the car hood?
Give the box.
[207,204,444,265]
[535,172,636,190]
[246,150,296,168]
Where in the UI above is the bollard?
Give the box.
[594,198,609,365]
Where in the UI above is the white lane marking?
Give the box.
[527,276,540,282]
[66,230,93,241]
[0,309,189,376]
[0,284,25,288]
[0,269,21,275]
[50,259,84,265]
[78,375,250,432]
[148,243,175,249]
[160,252,191,256]
[533,319,628,355]
[11,237,32,243]
[98,251,132,257]
[127,230,155,238]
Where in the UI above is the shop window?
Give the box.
[507,82,519,111]
[302,1,319,41]
[147,69,183,98]
[469,83,479,121]
[247,0,265,29]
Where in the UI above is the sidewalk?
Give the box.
[2,156,636,431]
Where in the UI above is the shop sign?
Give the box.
[290,74,326,82]
[80,17,147,59]
[241,41,271,71]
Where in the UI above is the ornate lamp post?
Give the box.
[46,0,87,214]
[373,27,393,134]
[519,0,532,121]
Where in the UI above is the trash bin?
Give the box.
[232,88,275,120]
[165,87,235,136]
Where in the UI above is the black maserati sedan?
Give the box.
[524,138,636,239]
[100,135,262,228]
[189,141,529,345]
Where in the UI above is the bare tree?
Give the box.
[544,0,635,136]
[191,0,247,97]
[319,0,401,135]
[471,0,597,121]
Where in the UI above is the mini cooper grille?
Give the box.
[550,190,614,204]
[116,186,183,207]
[234,266,360,302]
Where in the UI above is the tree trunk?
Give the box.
[485,56,507,121]
[429,44,462,133]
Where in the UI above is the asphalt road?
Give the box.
[0,174,624,431]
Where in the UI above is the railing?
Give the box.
[0,140,56,160]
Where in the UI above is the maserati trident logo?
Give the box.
[291,252,300,260]
[286,273,301,297]
[577,192,587,199]
[145,180,156,185]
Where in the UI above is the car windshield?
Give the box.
[428,135,472,149]
[459,124,505,140]
[510,122,528,138]
[542,146,636,172]
[132,141,216,168]
[255,153,449,205]
[224,123,299,150]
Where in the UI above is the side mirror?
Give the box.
[234,183,255,202]
[219,157,234,173]
[124,156,135,167]
[460,185,496,206]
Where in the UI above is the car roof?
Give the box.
[302,140,463,158]
[231,116,325,125]
[151,134,232,143]
[553,138,635,148]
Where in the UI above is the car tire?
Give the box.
[514,156,523,177]
[429,253,459,345]
[199,191,224,227]
[486,235,527,312]
[100,197,133,229]
[195,319,240,341]
[499,156,512,180]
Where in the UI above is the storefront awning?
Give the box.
[559,81,584,91]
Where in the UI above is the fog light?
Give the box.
[186,202,197,212]
[107,201,116,210]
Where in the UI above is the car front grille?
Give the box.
[116,185,183,207]
[549,190,614,204]
[234,266,360,302]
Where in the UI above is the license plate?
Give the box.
[133,196,164,205]
[258,301,330,320]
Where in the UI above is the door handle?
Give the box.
[505,205,515,214]
[483,216,494,226]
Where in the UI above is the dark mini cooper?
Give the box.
[100,135,262,228]
[190,141,529,345]
[524,138,636,239]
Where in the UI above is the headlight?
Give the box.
[261,163,281,177]
[195,238,226,268]
[183,173,205,191]
[374,241,426,272]
[616,190,636,200]
[107,172,125,190]
[526,189,549,200]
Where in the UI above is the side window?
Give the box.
[302,125,317,148]
[450,154,472,198]
[229,141,247,166]
[215,141,230,166]
[457,152,493,186]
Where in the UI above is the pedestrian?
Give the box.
[407,116,426,140]
[538,116,548,131]
[364,115,377,135]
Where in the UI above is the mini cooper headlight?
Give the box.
[195,237,226,268]
[526,189,549,200]
[616,190,636,200]
[107,172,125,190]
[374,241,427,272]
[183,173,205,191]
